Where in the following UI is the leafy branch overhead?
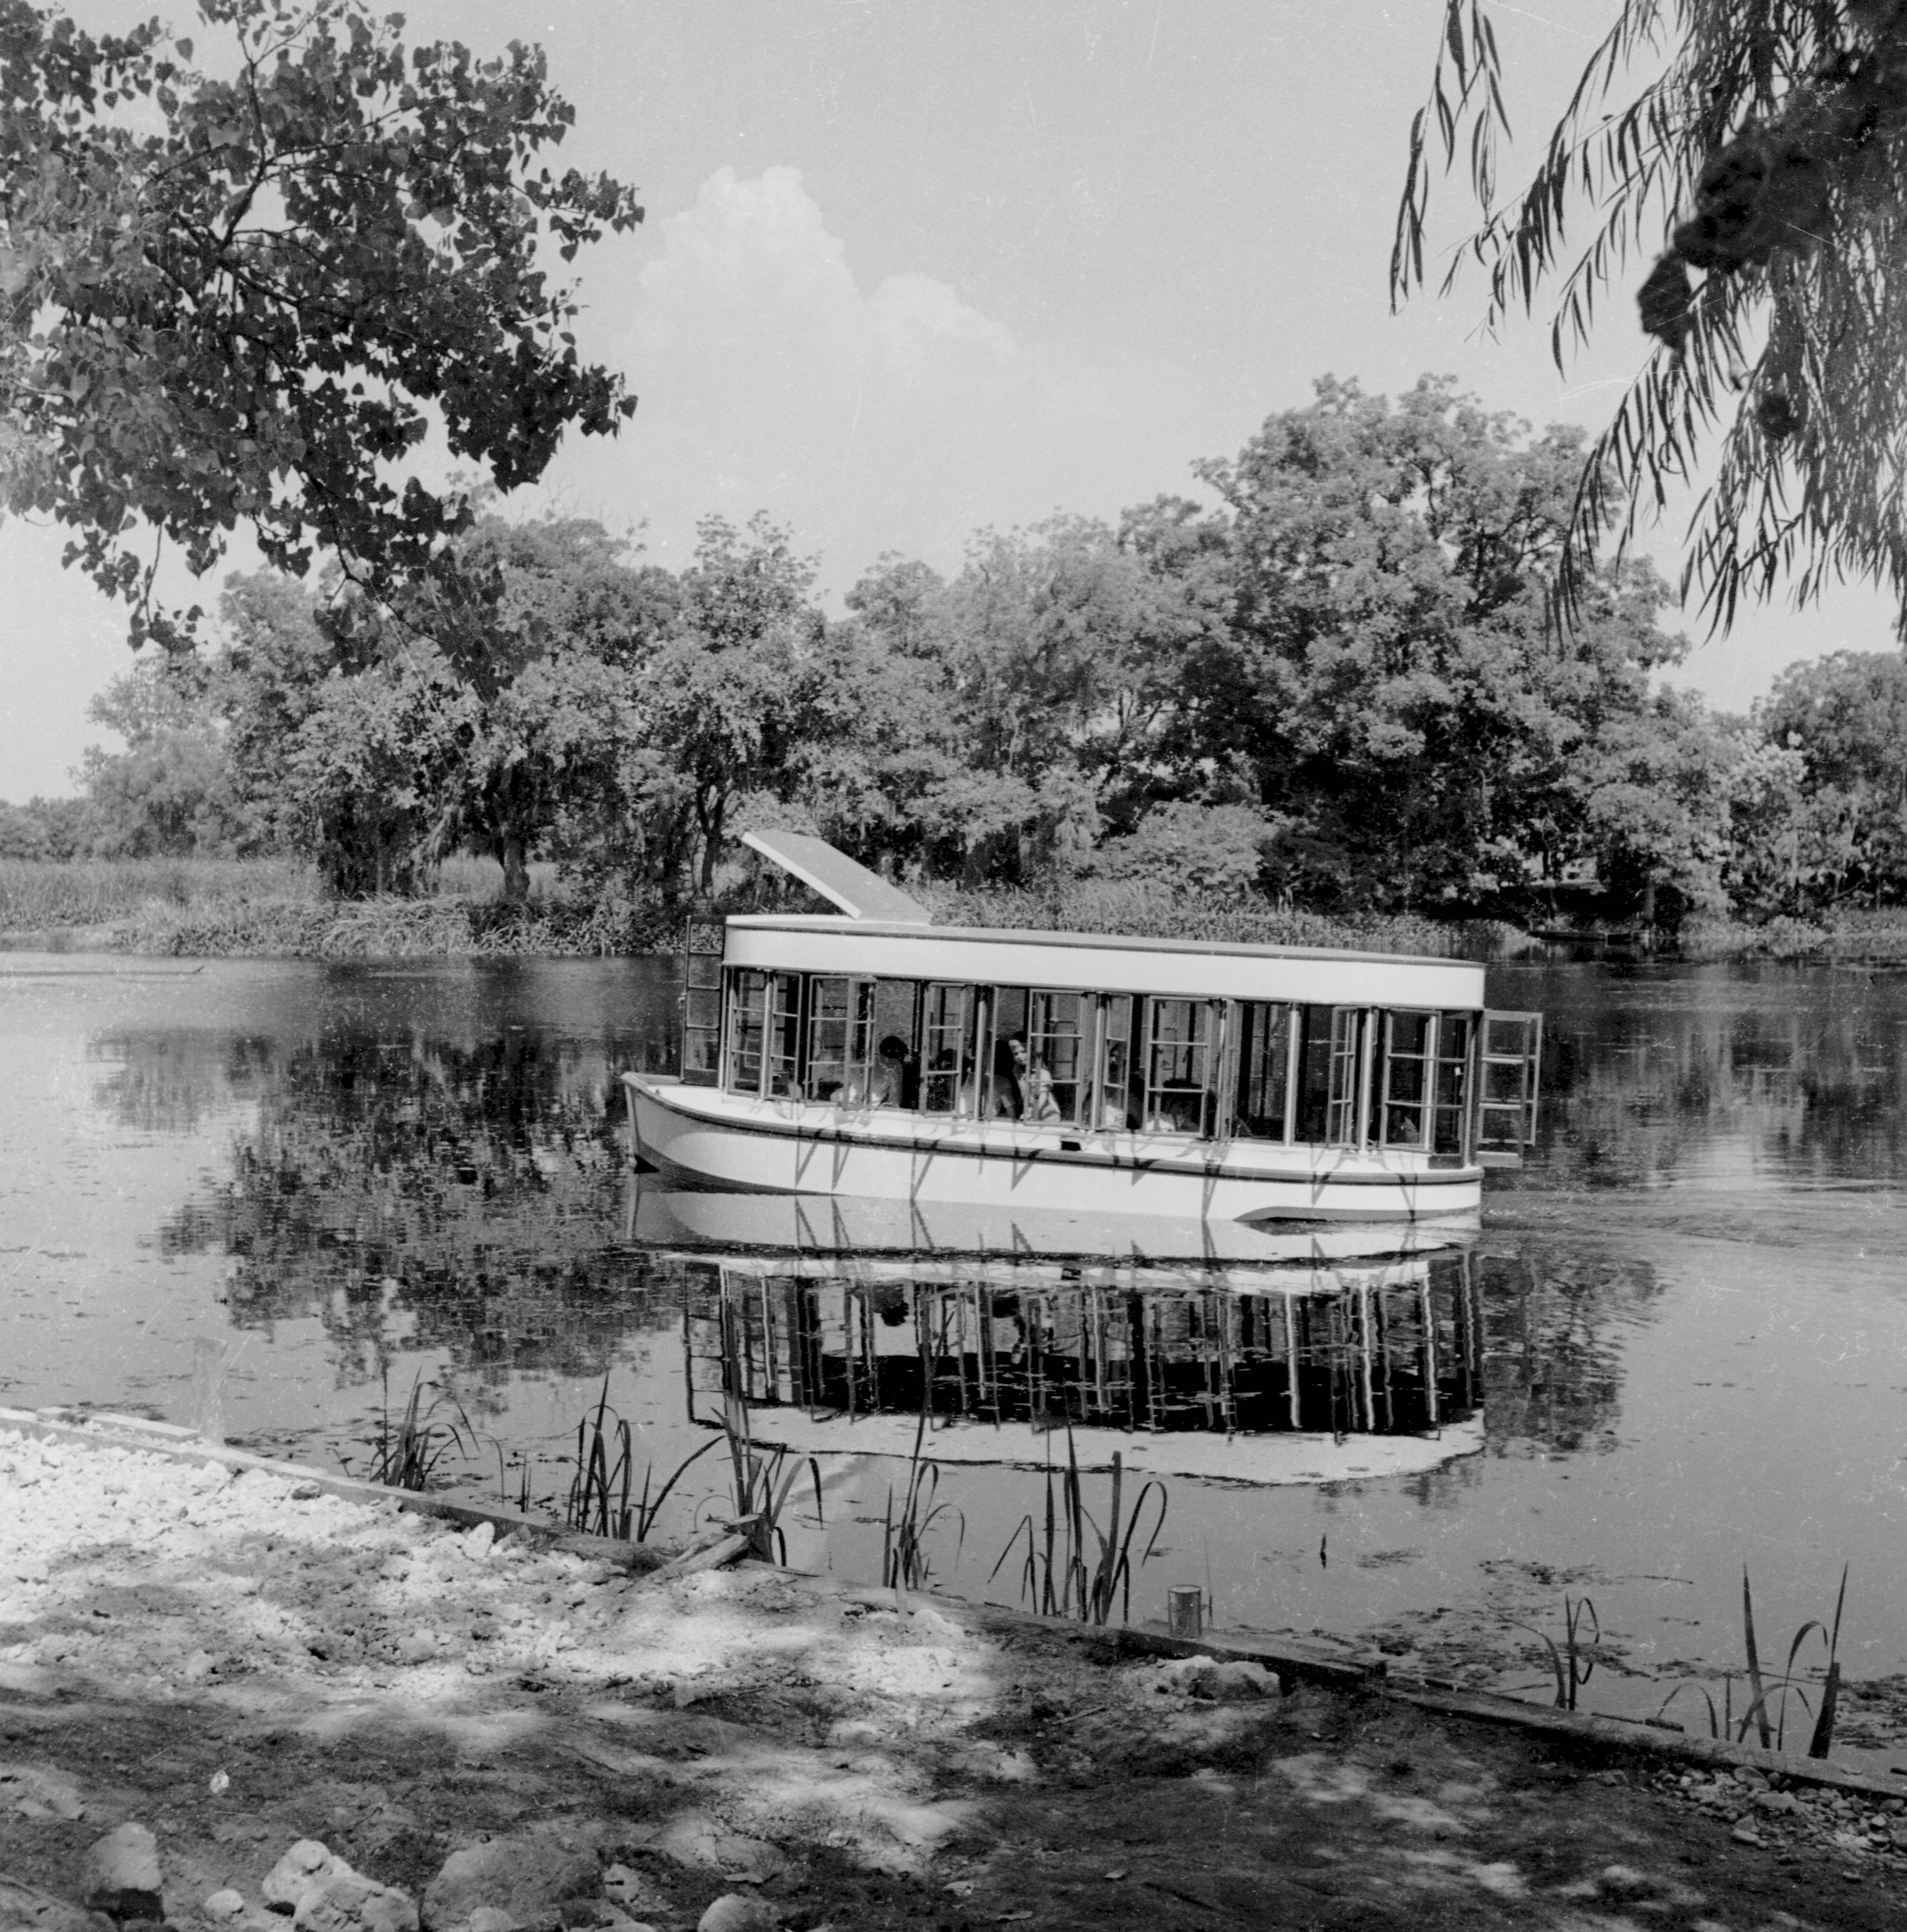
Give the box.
[0,0,642,646]
[1394,0,1907,631]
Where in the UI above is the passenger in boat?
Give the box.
[987,1038,1023,1118]
[873,1034,918,1108]
[1008,1035,1062,1123]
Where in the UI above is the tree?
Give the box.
[0,0,641,647]
[219,516,669,898]
[81,651,241,855]
[617,513,839,897]
[1755,649,1907,902]
[1198,375,1698,915]
[1396,1,1907,628]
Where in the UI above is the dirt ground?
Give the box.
[5,1426,1907,1932]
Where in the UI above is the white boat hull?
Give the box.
[624,1074,1482,1224]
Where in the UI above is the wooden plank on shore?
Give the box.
[1389,1682,1907,1800]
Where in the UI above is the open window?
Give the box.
[679,920,725,1085]
[1474,1010,1542,1167]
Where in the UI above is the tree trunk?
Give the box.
[499,832,530,904]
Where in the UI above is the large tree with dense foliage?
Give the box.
[81,651,241,856]
[1755,649,1907,904]
[1196,375,1722,920]
[0,0,641,646]
[1396,1,1907,628]
[218,517,669,897]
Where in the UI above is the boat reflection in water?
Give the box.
[631,1188,1484,1487]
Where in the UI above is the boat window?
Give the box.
[1325,1007,1366,1146]
[854,980,922,1108]
[724,968,768,1096]
[1027,990,1087,1125]
[985,987,1028,1120]
[1293,1006,1334,1142]
[1231,1002,1293,1141]
[1380,1010,1434,1148]
[806,977,874,1103]
[1094,995,1137,1131]
[766,972,804,1098]
[920,983,975,1115]
[1432,1011,1473,1157]
[1142,997,1214,1135]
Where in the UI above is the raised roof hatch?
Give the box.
[741,829,932,924]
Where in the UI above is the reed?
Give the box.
[1510,1595,1599,1711]
[1652,1564,1851,1755]
[719,1390,823,1564]
[989,1425,1168,1626]
[880,1410,964,1593]
[564,1376,719,1542]
[358,1372,474,1490]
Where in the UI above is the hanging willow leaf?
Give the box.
[1394,0,1907,632]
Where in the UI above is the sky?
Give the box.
[1,0,1898,800]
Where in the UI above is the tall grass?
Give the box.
[920,879,1528,960]
[1653,1564,1850,1756]
[0,856,320,932]
[989,1426,1168,1626]
[1511,1595,1599,1711]
[881,1410,963,1592]
[354,1373,475,1490]
[719,1390,823,1564]
[564,1375,718,1542]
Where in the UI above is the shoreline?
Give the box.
[6,1414,1907,1930]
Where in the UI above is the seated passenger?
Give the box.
[987,1037,1023,1118]
[1010,1035,1062,1123]
[872,1034,917,1108]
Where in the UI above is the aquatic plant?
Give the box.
[718,1391,823,1564]
[565,1376,720,1542]
[1509,1595,1599,1711]
[989,1426,1168,1627]
[358,1373,475,1490]
[1653,1564,1850,1755]
[881,1409,964,1593]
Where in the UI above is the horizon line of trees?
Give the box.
[6,373,1906,935]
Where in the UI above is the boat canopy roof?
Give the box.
[723,914,1487,1007]
[741,829,931,923]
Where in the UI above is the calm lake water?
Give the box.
[4,950,1906,1740]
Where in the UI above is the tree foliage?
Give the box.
[1395,0,1907,629]
[0,0,641,646]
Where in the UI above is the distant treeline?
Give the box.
[9,373,1907,937]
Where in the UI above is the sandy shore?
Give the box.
[6,1424,1907,1931]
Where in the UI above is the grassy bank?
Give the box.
[0,857,670,958]
[1,857,1534,960]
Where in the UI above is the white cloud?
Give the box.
[606,166,1211,589]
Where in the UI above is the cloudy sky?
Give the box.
[1,0,1894,799]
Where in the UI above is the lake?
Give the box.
[4,950,1905,1750]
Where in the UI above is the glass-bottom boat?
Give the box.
[624,832,1540,1226]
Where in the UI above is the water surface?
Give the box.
[4,951,1904,1745]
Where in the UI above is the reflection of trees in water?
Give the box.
[89,1032,278,1135]
[1479,1245,1662,1455]
[1507,965,1907,1188]
[157,1030,668,1401]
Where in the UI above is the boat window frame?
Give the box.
[805,974,876,1105]
[918,981,977,1117]
[722,966,771,1099]
[1379,1008,1437,1151]
[1026,987,1090,1126]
